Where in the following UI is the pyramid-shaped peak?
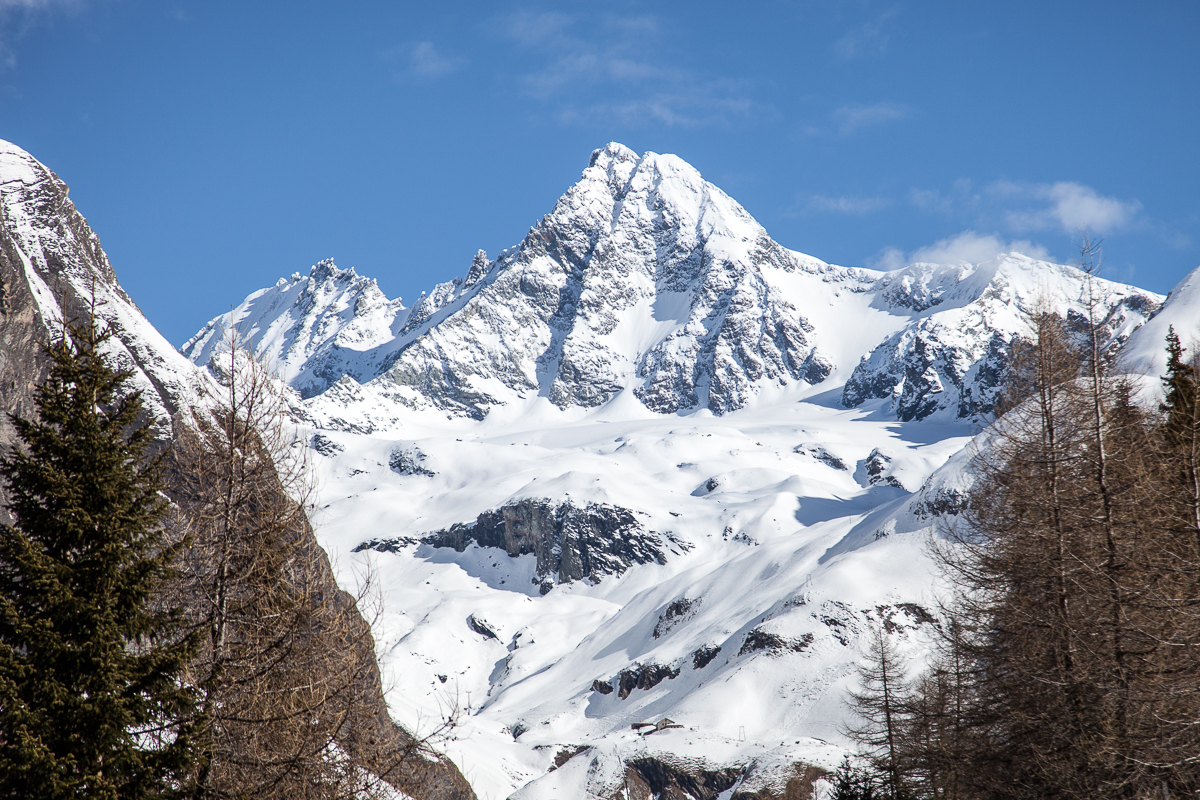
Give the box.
[588,142,638,169]
[0,139,53,186]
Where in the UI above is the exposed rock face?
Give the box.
[189,144,869,423]
[389,446,434,476]
[357,498,669,593]
[618,758,743,800]
[0,139,198,519]
[182,258,409,400]
[614,663,681,699]
[604,756,826,800]
[738,629,814,657]
[654,597,699,639]
[0,140,474,800]
[863,449,904,489]
[691,645,722,670]
[843,257,1160,422]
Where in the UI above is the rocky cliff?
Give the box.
[0,139,474,800]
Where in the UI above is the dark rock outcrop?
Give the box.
[615,663,682,699]
[863,449,904,489]
[358,498,669,593]
[738,629,814,657]
[618,758,742,800]
[390,446,435,476]
[691,645,722,670]
[611,756,826,800]
[467,614,498,641]
[653,598,699,639]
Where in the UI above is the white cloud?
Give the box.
[872,231,1051,271]
[1004,181,1141,235]
[906,179,1142,238]
[833,102,908,135]
[0,0,72,8]
[559,91,753,128]
[502,9,574,47]
[383,41,466,81]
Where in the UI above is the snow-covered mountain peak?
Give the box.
[181,257,409,398]
[188,145,1162,430]
[586,141,640,194]
[0,139,52,186]
[847,251,1160,422]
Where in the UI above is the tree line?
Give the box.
[0,313,444,799]
[839,268,1200,798]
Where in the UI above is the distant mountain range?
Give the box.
[183,142,1161,429]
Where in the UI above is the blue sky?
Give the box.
[2,0,1198,346]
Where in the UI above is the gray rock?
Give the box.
[357,498,668,592]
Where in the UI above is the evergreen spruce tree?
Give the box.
[1160,326,1200,555]
[0,316,197,799]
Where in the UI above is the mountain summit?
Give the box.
[176,144,1189,798]
[187,144,1160,428]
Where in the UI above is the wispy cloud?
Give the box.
[795,193,891,215]
[872,231,1051,271]
[497,11,757,128]
[832,8,899,60]
[558,90,754,128]
[1,0,85,68]
[909,179,1142,236]
[383,41,467,82]
[0,0,74,8]
[833,102,908,135]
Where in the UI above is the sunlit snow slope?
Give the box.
[187,144,1168,799]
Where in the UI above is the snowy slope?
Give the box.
[178,145,1176,798]
[1120,263,1200,382]
[304,395,970,798]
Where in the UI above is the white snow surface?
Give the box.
[309,393,973,799]
[1120,263,1200,384]
[179,146,1172,797]
[3,130,1166,798]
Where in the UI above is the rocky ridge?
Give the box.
[189,145,1162,428]
[843,258,1160,421]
